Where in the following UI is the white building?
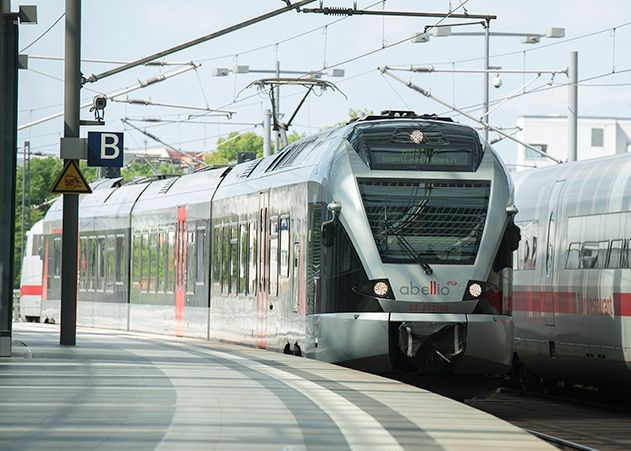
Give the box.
[515,115,631,171]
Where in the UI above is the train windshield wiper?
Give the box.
[383,219,433,275]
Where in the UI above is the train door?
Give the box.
[543,180,566,328]
[175,206,187,337]
[257,192,270,349]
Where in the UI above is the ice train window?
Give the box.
[566,242,581,270]
[581,242,599,269]
[608,240,623,269]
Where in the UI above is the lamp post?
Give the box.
[213,64,344,152]
[413,24,565,141]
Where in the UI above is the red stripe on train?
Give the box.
[513,291,631,317]
[20,285,42,296]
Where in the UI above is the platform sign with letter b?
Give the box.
[87,131,124,167]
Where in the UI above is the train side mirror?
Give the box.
[321,201,342,248]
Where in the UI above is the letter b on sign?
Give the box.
[88,131,124,167]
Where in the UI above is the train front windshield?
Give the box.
[358,180,490,265]
[349,120,490,265]
[347,120,484,172]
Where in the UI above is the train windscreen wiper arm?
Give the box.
[384,220,433,275]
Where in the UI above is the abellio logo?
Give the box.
[399,280,456,296]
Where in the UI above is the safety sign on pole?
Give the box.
[51,159,92,194]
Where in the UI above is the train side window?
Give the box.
[197,227,207,285]
[249,221,258,295]
[608,239,623,269]
[167,228,175,293]
[186,228,196,294]
[140,232,149,292]
[581,241,599,269]
[105,235,116,292]
[157,230,165,293]
[52,237,62,278]
[131,233,139,287]
[98,237,106,291]
[79,237,87,290]
[269,217,279,296]
[148,231,157,293]
[230,225,238,294]
[115,234,125,285]
[280,216,290,278]
[212,225,221,287]
[239,224,248,294]
[593,241,608,270]
[88,236,96,291]
[566,242,581,269]
[222,226,230,294]
[31,234,43,257]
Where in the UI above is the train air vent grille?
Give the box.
[158,177,178,194]
[240,158,263,178]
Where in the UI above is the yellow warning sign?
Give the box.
[51,160,93,194]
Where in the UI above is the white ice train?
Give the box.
[37,111,519,383]
[512,153,631,390]
[19,219,44,322]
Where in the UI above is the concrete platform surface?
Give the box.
[0,323,553,450]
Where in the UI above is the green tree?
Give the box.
[205,130,307,166]
[205,132,264,165]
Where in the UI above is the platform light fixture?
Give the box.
[411,23,565,141]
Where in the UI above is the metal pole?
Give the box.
[60,0,81,346]
[482,18,490,142]
[263,109,271,158]
[21,144,25,264]
[567,51,578,162]
[0,0,18,357]
[275,60,280,153]
[26,141,31,229]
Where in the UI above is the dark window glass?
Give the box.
[347,121,483,172]
[280,217,290,278]
[566,242,581,269]
[358,180,489,265]
[79,237,87,290]
[116,235,125,284]
[197,227,206,284]
[187,229,196,294]
[608,239,623,269]
[591,128,604,147]
[581,242,599,269]
[167,229,175,293]
[269,217,279,296]
[239,224,248,294]
[248,222,257,295]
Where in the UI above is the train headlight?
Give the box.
[373,281,389,297]
[353,279,395,300]
[468,283,483,298]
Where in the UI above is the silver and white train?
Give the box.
[38,111,519,382]
[513,153,631,390]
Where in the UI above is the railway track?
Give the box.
[467,388,631,450]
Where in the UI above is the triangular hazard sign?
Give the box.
[51,160,93,194]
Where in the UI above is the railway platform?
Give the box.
[1,323,552,450]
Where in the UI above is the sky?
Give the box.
[14,0,631,166]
